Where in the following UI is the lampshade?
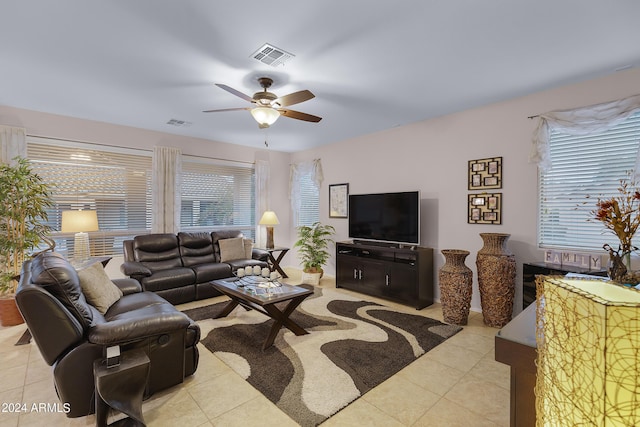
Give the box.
[61,210,99,233]
[61,210,99,260]
[251,107,280,128]
[259,211,280,226]
[535,277,640,426]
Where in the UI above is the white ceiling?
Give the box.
[2,1,640,152]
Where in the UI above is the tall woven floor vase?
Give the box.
[439,249,473,325]
[476,233,516,328]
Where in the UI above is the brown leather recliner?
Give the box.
[16,252,200,418]
[121,230,269,304]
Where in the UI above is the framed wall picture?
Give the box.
[329,183,349,218]
[468,193,502,224]
[468,157,502,190]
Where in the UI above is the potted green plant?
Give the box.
[294,222,335,285]
[0,157,53,326]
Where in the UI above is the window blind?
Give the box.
[296,173,320,227]
[27,138,152,256]
[539,110,640,250]
[180,157,256,239]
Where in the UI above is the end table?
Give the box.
[256,246,290,278]
[94,348,150,427]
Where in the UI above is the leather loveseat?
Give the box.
[121,230,269,305]
[16,251,200,418]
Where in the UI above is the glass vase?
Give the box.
[607,251,627,282]
[624,251,632,273]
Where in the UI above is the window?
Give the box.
[180,156,256,239]
[290,159,322,227]
[27,137,152,256]
[539,111,640,250]
[296,173,320,227]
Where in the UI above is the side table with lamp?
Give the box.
[259,210,280,249]
[258,210,289,278]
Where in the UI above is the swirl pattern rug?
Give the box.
[183,286,461,426]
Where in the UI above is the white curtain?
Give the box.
[255,159,270,247]
[0,125,27,164]
[530,94,640,171]
[290,158,323,226]
[152,146,182,233]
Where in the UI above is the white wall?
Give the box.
[289,67,640,314]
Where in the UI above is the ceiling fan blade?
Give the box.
[202,107,250,113]
[275,90,315,107]
[279,109,322,123]
[215,84,254,103]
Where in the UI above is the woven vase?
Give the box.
[476,233,516,328]
[439,249,473,325]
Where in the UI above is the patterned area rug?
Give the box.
[183,286,461,427]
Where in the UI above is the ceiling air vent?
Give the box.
[251,43,294,67]
[166,119,192,127]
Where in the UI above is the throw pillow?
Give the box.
[243,238,253,259]
[219,237,246,262]
[77,262,123,314]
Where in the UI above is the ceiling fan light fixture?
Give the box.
[206,78,321,125]
[251,107,280,128]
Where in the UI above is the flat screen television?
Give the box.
[348,191,420,245]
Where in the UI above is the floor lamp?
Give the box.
[61,210,99,260]
[259,211,279,249]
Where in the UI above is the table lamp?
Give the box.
[259,211,279,249]
[61,210,99,260]
[535,277,640,426]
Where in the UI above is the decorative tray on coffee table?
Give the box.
[234,268,282,289]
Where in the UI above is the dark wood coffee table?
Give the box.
[211,277,314,350]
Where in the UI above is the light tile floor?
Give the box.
[0,269,510,426]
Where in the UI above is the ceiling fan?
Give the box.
[203,77,322,129]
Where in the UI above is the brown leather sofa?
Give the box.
[16,252,200,418]
[121,230,269,305]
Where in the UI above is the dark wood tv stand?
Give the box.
[335,241,433,309]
